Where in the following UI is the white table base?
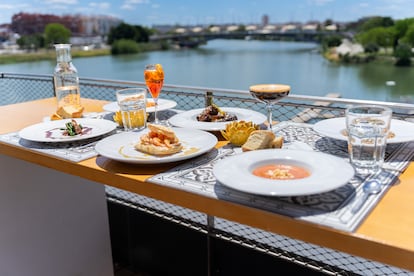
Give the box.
[0,154,113,276]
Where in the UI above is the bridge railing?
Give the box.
[150,30,348,42]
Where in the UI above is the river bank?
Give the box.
[0,40,170,65]
[0,48,110,64]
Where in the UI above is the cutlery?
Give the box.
[351,179,382,214]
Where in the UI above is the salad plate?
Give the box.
[213,149,354,196]
[19,118,117,142]
[168,107,267,131]
[95,128,217,164]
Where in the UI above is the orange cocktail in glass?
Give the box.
[144,64,164,124]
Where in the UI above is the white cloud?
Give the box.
[121,4,135,10]
[89,2,110,10]
[0,4,15,9]
[124,0,149,4]
[308,0,334,6]
[43,0,78,4]
[358,2,369,7]
[121,0,150,10]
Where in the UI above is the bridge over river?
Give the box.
[150,30,351,48]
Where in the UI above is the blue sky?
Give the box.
[1,0,414,26]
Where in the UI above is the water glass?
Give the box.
[345,105,392,175]
[116,87,147,131]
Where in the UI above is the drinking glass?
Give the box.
[144,64,164,124]
[116,87,147,131]
[249,84,290,131]
[345,105,392,175]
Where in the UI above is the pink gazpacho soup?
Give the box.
[252,164,311,180]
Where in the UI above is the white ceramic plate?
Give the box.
[213,149,354,196]
[19,118,117,142]
[95,128,218,164]
[168,107,267,131]
[313,117,414,144]
[102,98,177,113]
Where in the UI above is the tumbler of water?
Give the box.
[345,105,392,175]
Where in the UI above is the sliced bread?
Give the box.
[241,130,275,151]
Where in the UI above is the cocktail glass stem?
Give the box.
[266,103,274,131]
[153,97,159,124]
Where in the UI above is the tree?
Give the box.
[356,27,395,49]
[110,39,139,55]
[17,34,44,51]
[322,35,342,48]
[401,23,414,47]
[358,16,394,32]
[107,22,150,45]
[324,19,334,26]
[44,23,71,46]
[394,43,412,66]
[393,18,414,39]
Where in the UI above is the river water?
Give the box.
[1,39,414,102]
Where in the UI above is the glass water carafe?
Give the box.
[53,44,81,109]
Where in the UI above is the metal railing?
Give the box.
[2,72,414,123]
[1,72,413,275]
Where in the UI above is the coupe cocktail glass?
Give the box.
[249,84,290,131]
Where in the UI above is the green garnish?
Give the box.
[61,120,83,136]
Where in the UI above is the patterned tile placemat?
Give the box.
[0,110,179,163]
[0,112,118,162]
[148,122,414,232]
[0,130,115,162]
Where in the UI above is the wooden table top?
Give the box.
[1,97,414,271]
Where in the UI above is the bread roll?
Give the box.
[241,130,283,152]
[242,130,274,151]
[50,112,62,121]
[56,105,84,119]
[271,136,284,149]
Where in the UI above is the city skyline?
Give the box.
[1,0,414,27]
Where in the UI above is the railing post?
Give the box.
[206,214,215,276]
[51,76,56,97]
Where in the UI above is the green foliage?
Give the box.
[393,18,414,39]
[394,43,412,66]
[17,34,45,50]
[364,42,379,53]
[111,39,140,55]
[237,25,246,32]
[0,48,110,64]
[107,22,150,45]
[324,19,334,26]
[44,23,71,46]
[322,35,342,48]
[160,40,170,50]
[356,27,395,48]
[400,24,414,47]
[359,16,394,32]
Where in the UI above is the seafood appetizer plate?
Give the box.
[95,128,218,164]
[102,98,177,113]
[168,107,266,131]
[213,149,354,196]
[19,118,117,142]
[313,117,414,144]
